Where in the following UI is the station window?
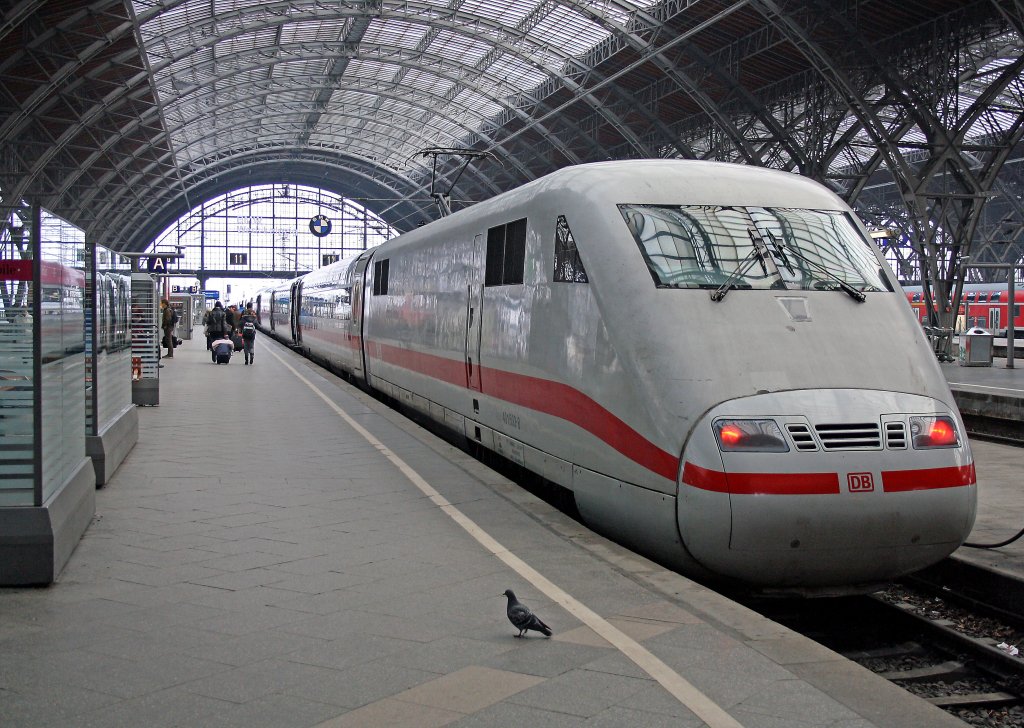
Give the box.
[485,218,527,286]
[553,215,588,283]
[373,259,389,295]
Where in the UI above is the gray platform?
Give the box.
[0,338,970,727]
[951,438,1024,579]
[943,356,1024,436]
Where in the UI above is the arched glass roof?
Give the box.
[131,0,661,176]
[1,0,1022,283]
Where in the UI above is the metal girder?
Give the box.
[993,0,1024,37]
[570,0,795,165]
[293,16,369,148]
[741,0,1024,357]
[361,0,589,190]
[477,1,756,160]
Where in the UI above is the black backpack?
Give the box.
[211,308,225,328]
[241,321,256,340]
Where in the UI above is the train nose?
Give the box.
[678,390,977,589]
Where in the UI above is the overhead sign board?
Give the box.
[203,290,219,300]
[145,255,176,273]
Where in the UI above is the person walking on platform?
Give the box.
[160,298,176,358]
[225,304,238,336]
[238,305,258,365]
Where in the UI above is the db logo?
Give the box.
[847,472,875,492]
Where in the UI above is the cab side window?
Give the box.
[553,215,588,283]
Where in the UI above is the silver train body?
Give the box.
[258,160,977,594]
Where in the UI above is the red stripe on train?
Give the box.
[882,464,976,491]
[683,462,975,495]
[682,462,838,494]
[370,341,680,481]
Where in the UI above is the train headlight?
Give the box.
[910,415,959,449]
[713,419,789,452]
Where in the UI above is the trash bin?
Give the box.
[959,327,994,366]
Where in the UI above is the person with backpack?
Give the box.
[238,305,258,365]
[205,301,228,350]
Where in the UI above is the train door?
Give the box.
[989,307,1001,334]
[350,253,372,381]
[465,233,484,391]
[291,280,302,345]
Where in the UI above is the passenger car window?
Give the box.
[485,219,527,286]
[373,259,389,295]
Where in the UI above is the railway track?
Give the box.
[963,416,1024,446]
[741,567,1024,726]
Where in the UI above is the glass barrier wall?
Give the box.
[39,210,86,504]
[130,273,160,406]
[0,211,36,506]
[86,244,132,436]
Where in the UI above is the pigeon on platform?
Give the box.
[503,589,552,638]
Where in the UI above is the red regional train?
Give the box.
[903,283,1024,336]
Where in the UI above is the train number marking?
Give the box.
[847,472,875,492]
[501,411,521,429]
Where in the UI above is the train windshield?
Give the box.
[619,204,892,293]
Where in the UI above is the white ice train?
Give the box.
[257,160,977,594]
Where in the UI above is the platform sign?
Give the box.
[203,290,219,300]
[172,285,199,293]
[145,256,175,273]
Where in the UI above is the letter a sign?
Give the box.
[146,256,171,273]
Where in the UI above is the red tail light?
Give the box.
[714,419,789,452]
[719,424,743,446]
[910,416,959,449]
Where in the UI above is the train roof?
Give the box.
[533,160,849,210]
[375,160,850,256]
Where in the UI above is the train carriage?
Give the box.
[905,283,1024,335]
[261,160,977,594]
